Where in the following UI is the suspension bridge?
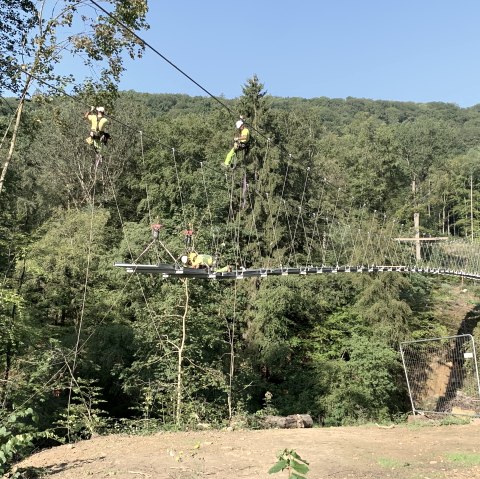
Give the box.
[115,238,480,281]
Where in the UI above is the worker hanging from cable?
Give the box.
[224,118,250,168]
[85,106,110,165]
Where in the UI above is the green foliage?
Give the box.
[21,208,112,328]
[118,279,233,426]
[0,288,26,356]
[56,378,108,441]
[268,449,310,478]
[0,407,51,477]
[3,86,480,436]
[253,391,279,422]
[355,273,413,345]
[0,0,149,98]
[0,0,37,94]
[320,335,405,425]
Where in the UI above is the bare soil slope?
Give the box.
[15,422,480,478]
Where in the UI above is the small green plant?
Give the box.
[268,449,309,478]
[254,391,279,419]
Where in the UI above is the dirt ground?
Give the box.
[14,420,480,479]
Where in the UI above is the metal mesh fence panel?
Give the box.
[400,334,480,416]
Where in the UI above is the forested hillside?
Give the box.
[1,75,480,455]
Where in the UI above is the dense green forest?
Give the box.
[2,75,480,449]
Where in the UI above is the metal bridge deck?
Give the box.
[114,263,480,281]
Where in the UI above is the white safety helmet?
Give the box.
[96,106,105,113]
[181,255,188,265]
[235,120,244,129]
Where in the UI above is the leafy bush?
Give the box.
[55,378,108,441]
[0,408,51,477]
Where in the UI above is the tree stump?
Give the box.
[263,414,313,429]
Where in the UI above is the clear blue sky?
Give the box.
[85,1,480,106]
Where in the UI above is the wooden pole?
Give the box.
[414,212,421,261]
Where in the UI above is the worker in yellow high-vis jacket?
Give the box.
[181,252,214,269]
[224,119,250,167]
[85,106,110,154]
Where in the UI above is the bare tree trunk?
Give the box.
[175,279,189,426]
[0,254,27,407]
[470,173,474,241]
[0,76,32,195]
[428,179,431,217]
[465,197,468,238]
[0,340,12,409]
[0,0,47,196]
[0,116,15,151]
[442,194,446,235]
